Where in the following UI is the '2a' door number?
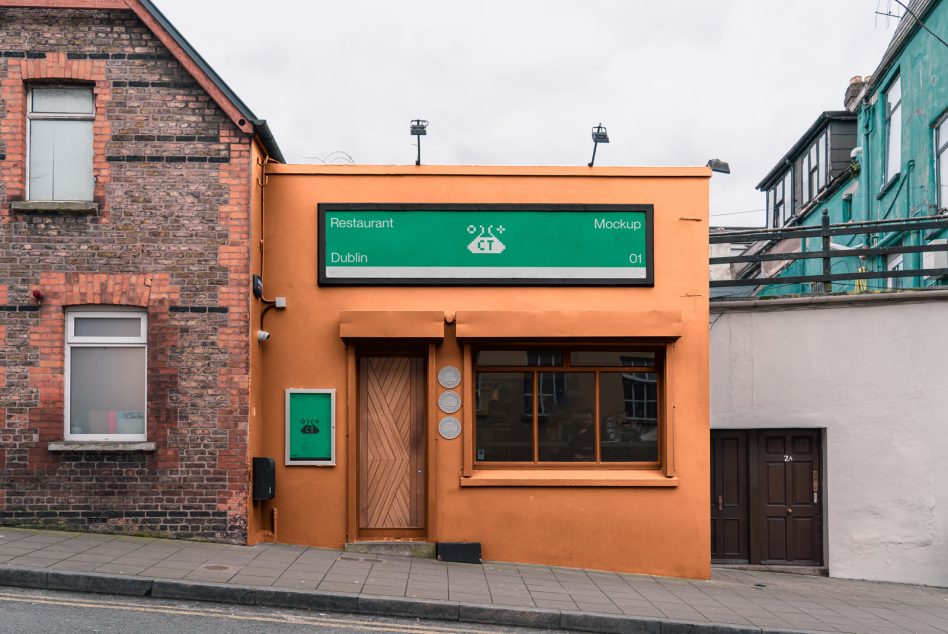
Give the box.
[784,455,793,462]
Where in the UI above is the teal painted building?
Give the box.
[751,0,947,296]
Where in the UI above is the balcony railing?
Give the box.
[710,211,948,297]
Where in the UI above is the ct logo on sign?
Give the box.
[467,224,506,254]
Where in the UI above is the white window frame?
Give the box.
[884,75,902,185]
[936,111,948,210]
[26,84,95,202]
[886,252,904,290]
[64,308,147,441]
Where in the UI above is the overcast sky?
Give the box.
[155,0,900,226]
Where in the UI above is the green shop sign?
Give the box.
[318,204,653,285]
[285,389,335,466]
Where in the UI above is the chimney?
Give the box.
[844,75,866,111]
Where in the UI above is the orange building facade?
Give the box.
[248,159,712,578]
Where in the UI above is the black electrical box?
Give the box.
[437,542,482,564]
[252,457,276,501]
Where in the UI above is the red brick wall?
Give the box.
[0,8,252,541]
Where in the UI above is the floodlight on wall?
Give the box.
[588,123,609,167]
[706,158,730,174]
[410,119,428,166]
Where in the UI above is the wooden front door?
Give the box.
[358,356,426,538]
[756,429,822,565]
[710,429,823,566]
[710,430,749,562]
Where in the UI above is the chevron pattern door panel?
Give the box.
[358,356,425,530]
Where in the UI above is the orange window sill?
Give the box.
[459,469,678,487]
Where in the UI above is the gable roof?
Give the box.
[0,0,284,162]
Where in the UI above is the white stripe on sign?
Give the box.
[325,266,646,279]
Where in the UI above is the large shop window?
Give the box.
[474,349,661,466]
[27,85,95,201]
[65,309,147,441]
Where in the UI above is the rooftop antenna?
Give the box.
[588,123,609,167]
[410,119,428,165]
[874,0,900,28]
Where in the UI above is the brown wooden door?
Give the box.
[358,356,426,537]
[755,429,822,565]
[710,430,749,562]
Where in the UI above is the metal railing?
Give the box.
[710,212,948,294]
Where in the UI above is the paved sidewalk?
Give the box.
[0,528,945,633]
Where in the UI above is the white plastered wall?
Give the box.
[710,299,948,587]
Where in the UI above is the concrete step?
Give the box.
[344,541,436,559]
[714,564,828,577]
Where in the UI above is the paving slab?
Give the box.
[0,527,946,633]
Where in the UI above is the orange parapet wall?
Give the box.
[249,164,711,579]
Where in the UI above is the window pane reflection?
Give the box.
[69,347,146,435]
[74,317,141,338]
[599,372,658,462]
[29,119,94,201]
[569,351,655,367]
[476,350,561,366]
[32,87,94,114]
[538,372,595,462]
[475,372,533,461]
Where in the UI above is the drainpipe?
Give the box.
[904,160,920,287]
[875,160,916,287]
[861,102,873,222]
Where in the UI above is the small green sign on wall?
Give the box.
[285,389,335,466]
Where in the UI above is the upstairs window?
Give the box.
[27,85,94,201]
[887,252,904,290]
[65,309,147,441]
[767,171,792,227]
[474,349,662,466]
[885,76,902,184]
[801,131,828,205]
[936,112,947,210]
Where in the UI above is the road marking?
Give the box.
[0,591,496,633]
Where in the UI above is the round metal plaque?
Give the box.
[438,391,461,414]
[437,365,462,389]
[438,416,462,440]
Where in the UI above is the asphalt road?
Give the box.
[0,586,556,634]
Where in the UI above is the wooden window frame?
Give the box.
[469,344,665,470]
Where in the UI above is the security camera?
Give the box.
[256,330,271,342]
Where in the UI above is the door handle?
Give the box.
[717,495,723,511]
[786,507,793,514]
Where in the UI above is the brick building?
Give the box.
[0,2,714,580]
[0,0,281,541]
